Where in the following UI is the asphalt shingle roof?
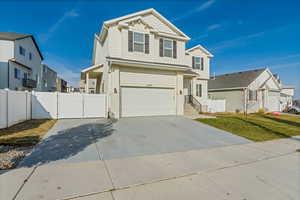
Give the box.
[0,32,30,40]
[208,68,266,90]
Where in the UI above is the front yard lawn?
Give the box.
[0,119,57,146]
[196,113,300,142]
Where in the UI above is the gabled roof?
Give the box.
[186,45,214,58]
[99,8,190,42]
[0,32,44,60]
[208,68,266,90]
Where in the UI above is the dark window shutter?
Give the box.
[201,57,204,70]
[159,38,163,57]
[128,31,133,52]
[173,40,177,58]
[145,34,149,54]
[192,56,195,69]
[199,84,202,97]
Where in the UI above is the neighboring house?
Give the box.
[208,68,294,113]
[41,64,57,92]
[80,8,213,118]
[0,32,44,91]
[280,84,294,111]
[67,85,80,93]
[56,77,67,93]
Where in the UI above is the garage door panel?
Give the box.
[121,87,176,117]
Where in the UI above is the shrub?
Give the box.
[258,108,267,114]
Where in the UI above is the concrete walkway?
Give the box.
[1,137,299,200]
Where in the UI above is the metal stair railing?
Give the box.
[188,95,203,113]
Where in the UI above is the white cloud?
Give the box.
[38,8,79,43]
[207,23,221,31]
[196,0,216,11]
[209,31,266,52]
[172,0,216,22]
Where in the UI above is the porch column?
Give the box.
[85,72,89,93]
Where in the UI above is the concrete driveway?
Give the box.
[19,116,250,167]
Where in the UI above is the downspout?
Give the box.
[244,88,248,114]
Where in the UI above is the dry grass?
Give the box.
[0,119,57,146]
[196,113,300,142]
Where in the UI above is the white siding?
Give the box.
[107,20,187,66]
[185,48,210,79]
[209,90,245,113]
[0,40,14,89]
[120,66,177,88]
[14,37,43,91]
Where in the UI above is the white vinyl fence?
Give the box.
[207,99,226,113]
[0,89,32,129]
[0,89,107,129]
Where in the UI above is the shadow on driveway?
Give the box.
[18,119,116,168]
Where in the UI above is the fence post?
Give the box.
[5,88,9,128]
[25,90,28,120]
[56,92,59,119]
[82,93,85,118]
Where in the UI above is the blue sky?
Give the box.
[1,0,299,98]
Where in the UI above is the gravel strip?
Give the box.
[0,145,33,170]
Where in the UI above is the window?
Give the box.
[14,68,21,79]
[163,39,173,57]
[193,57,204,70]
[23,72,28,80]
[196,84,202,97]
[19,46,25,56]
[248,90,257,101]
[194,57,200,69]
[29,52,33,60]
[133,32,144,52]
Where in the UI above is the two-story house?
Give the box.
[0,32,44,91]
[41,64,57,92]
[80,9,213,118]
[56,77,68,93]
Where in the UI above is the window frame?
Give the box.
[14,68,21,80]
[29,52,32,60]
[196,84,202,97]
[194,57,201,69]
[133,32,145,53]
[163,39,173,58]
[248,89,258,101]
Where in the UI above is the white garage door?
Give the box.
[121,87,176,117]
[267,91,280,112]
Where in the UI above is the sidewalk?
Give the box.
[1,137,299,200]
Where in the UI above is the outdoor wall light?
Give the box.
[114,88,117,94]
[179,90,182,95]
